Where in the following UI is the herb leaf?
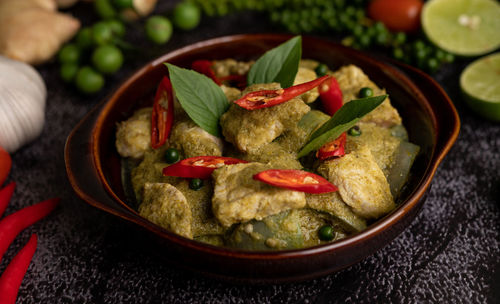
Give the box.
[297,95,387,158]
[247,36,302,88]
[166,63,229,137]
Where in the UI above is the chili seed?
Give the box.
[318,225,335,241]
[358,87,373,98]
[189,178,204,190]
[164,148,180,164]
[348,125,361,136]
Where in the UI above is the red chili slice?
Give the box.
[163,156,248,179]
[151,77,175,149]
[0,182,15,218]
[0,234,37,304]
[316,132,347,160]
[234,75,329,110]
[253,169,338,194]
[319,76,343,115]
[191,60,221,85]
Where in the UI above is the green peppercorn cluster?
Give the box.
[192,0,455,73]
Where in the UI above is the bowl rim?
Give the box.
[85,33,459,259]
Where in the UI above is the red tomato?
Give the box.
[0,146,12,186]
[368,0,423,33]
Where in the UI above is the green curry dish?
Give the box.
[116,57,418,251]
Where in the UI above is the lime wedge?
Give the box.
[460,52,500,121]
[422,0,500,56]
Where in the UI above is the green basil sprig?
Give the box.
[247,36,302,88]
[297,95,388,158]
[166,63,229,137]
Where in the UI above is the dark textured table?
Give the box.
[2,2,499,303]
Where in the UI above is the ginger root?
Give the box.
[0,0,80,65]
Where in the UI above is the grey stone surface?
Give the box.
[0,2,498,303]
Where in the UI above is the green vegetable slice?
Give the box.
[247,36,302,88]
[166,63,229,137]
[297,95,387,158]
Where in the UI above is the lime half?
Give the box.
[460,52,500,121]
[422,0,500,56]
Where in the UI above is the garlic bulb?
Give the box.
[0,55,46,153]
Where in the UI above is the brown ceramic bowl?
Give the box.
[65,34,459,283]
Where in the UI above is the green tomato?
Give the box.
[60,63,79,83]
[172,2,201,30]
[93,22,114,45]
[189,178,204,191]
[76,27,93,49]
[92,45,123,75]
[359,87,374,98]
[164,148,180,164]
[112,0,133,9]
[318,225,334,241]
[95,0,116,19]
[106,19,126,38]
[75,66,105,94]
[145,16,173,45]
[314,63,328,77]
[58,43,80,64]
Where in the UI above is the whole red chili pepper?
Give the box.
[0,234,37,304]
[234,75,329,110]
[191,60,221,85]
[151,77,175,149]
[253,169,338,194]
[0,182,15,218]
[316,132,347,160]
[163,156,248,179]
[319,76,343,115]
[0,198,59,263]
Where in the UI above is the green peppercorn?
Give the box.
[426,58,439,74]
[359,87,373,98]
[189,178,204,190]
[58,43,81,64]
[315,63,328,76]
[393,47,404,60]
[318,225,334,241]
[348,125,361,136]
[60,63,79,83]
[164,148,180,164]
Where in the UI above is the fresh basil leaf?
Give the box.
[247,36,302,88]
[297,95,387,158]
[166,63,229,137]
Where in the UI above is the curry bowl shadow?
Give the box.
[64,34,459,283]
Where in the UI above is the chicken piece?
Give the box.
[139,183,193,239]
[212,59,253,78]
[243,142,302,170]
[220,84,241,102]
[169,119,223,158]
[299,59,320,71]
[317,146,395,219]
[293,67,320,103]
[115,108,152,159]
[346,122,401,175]
[131,148,178,202]
[333,65,401,127]
[173,179,225,237]
[212,163,306,227]
[220,83,310,153]
[306,192,367,232]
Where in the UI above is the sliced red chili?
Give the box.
[316,132,347,160]
[234,75,329,110]
[163,156,248,179]
[191,60,221,85]
[0,234,37,304]
[151,77,175,149]
[319,76,343,115]
[0,198,59,263]
[253,169,338,194]
[0,182,15,218]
